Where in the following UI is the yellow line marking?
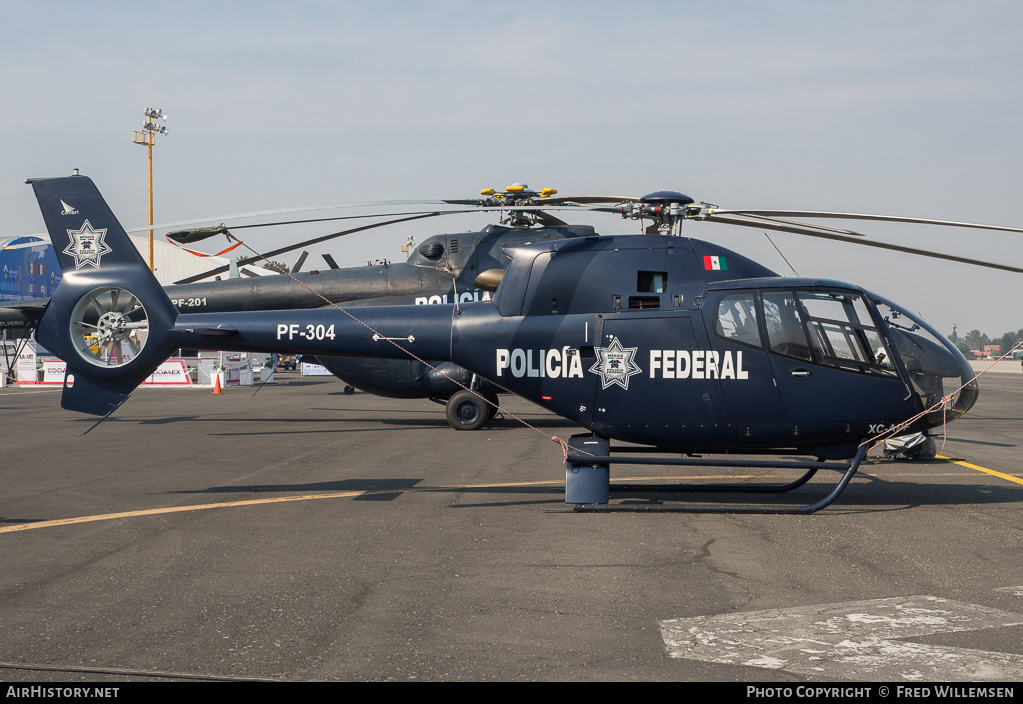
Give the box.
[439,479,562,489]
[936,455,1023,486]
[0,491,365,534]
[0,471,873,536]
[5,461,1020,536]
[0,475,789,534]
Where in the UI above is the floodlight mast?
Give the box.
[132,108,169,271]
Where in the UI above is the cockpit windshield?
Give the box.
[760,290,898,377]
[869,292,978,424]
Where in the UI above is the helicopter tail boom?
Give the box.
[29,173,460,416]
[28,174,183,414]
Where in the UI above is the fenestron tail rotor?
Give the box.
[69,286,149,368]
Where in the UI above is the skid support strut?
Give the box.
[555,436,870,515]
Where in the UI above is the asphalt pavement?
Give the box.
[1,371,1021,682]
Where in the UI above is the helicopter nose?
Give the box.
[945,357,979,421]
[921,345,979,427]
[946,371,979,420]
[869,291,980,428]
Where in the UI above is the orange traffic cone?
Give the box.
[212,374,223,395]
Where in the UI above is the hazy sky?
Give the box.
[2,1,1021,337]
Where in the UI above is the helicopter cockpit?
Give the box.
[870,293,978,424]
[758,289,899,377]
[713,282,977,427]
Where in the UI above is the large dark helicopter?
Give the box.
[160,186,602,429]
[27,174,1023,513]
[0,184,605,428]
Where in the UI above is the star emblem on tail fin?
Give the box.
[63,220,112,269]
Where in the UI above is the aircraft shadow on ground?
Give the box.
[158,462,1023,512]
[942,437,1017,448]
[166,477,567,507]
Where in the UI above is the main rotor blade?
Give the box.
[128,202,603,237]
[712,209,1023,235]
[705,214,1023,274]
[127,199,462,235]
[228,204,598,231]
[138,209,472,237]
[224,209,464,230]
[534,210,569,227]
[443,195,639,206]
[543,195,642,204]
[163,209,472,243]
[738,213,864,236]
[171,211,445,285]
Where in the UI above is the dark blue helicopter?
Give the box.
[30,174,1018,513]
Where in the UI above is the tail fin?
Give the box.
[29,174,179,415]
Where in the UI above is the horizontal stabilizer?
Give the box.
[60,374,134,416]
[1,298,50,311]
[198,326,239,337]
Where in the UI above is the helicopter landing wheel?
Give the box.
[344,385,355,395]
[445,390,491,431]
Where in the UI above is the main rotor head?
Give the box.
[614,191,702,235]
[475,184,561,228]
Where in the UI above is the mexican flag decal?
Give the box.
[704,255,727,270]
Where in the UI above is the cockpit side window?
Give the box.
[798,292,895,375]
[763,289,897,375]
[762,291,812,361]
[714,293,762,349]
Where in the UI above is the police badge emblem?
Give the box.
[63,220,112,269]
[589,337,642,390]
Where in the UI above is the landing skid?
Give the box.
[550,436,870,515]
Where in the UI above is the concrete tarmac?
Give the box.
[1,371,1021,682]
